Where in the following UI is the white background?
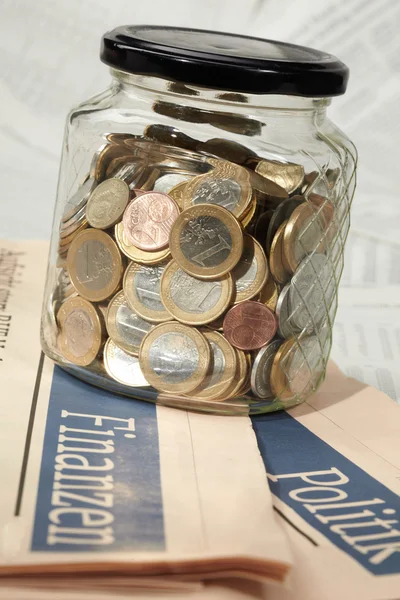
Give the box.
[0,0,399,398]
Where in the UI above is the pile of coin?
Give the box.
[54,132,339,406]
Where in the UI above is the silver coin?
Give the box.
[133,264,167,313]
[192,177,242,213]
[202,340,225,390]
[74,239,114,292]
[107,292,154,355]
[291,212,326,267]
[62,176,96,223]
[276,283,293,339]
[149,331,199,385]
[153,173,190,193]
[251,340,282,399]
[232,241,258,294]
[116,304,153,349]
[289,254,336,332]
[113,162,145,186]
[104,339,149,387]
[180,215,232,268]
[287,336,324,399]
[60,204,87,233]
[170,268,223,314]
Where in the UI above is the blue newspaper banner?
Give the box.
[31,367,165,552]
[252,411,400,576]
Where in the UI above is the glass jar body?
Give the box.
[41,71,357,416]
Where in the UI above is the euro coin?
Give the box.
[275,283,292,339]
[251,159,305,195]
[258,276,279,312]
[188,330,237,400]
[160,260,233,325]
[153,173,191,193]
[251,340,282,399]
[288,253,336,333]
[86,178,130,229]
[269,221,290,285]
[57,296,104,366]
[232,234,268,303]
[270,336,323,401]
[123,191,180,250]
[104,338,150,387]
[106,290,154,356]
[170,204,243,279]
[139,322,210,394]
[67,229,123,302]
[123,262,171,323]
[223,300,277,351]
[114,223,171,264]
[282,201,333,273]
[266,195,304,251]
[62,176,96,223]
[183,160,252,219]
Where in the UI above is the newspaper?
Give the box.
[2,357,399,600]
[0,240,291,593]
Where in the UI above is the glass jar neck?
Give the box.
[110,68,330,124]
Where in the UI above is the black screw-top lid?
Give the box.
[100,25,349,98]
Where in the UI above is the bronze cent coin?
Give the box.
[223,300,277,351]
[123,191,180,251]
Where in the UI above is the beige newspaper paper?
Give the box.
[0,240,291,592]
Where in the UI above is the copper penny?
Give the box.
[223,300,277,351]
[122,191,179,251]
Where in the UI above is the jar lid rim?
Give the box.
[100,25,349,98]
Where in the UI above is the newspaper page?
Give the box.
[253,361,400,600]
[0,240,291,592]
[3,364,399,600]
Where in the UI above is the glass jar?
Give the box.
[41,26,357,415]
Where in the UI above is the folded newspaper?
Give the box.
[0,240,291,593]
[1,240,399,600]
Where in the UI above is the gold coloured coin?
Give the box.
[170,204,243,280]
[67,229,123,302]
[269,221,290,285]
[240,194,257,228]
[252,159,305,195]
[105,155,135,179]
[270,338,296,400]
[217,348,248,400]
[57,296,104,366]
[104,338,150,387]
[91,143,134,182]
[167,180,187,210]
[123,261,171,323]
[270,336,323,402]
[86,179,130,229]
[58,219,88,245]
[114,223,171,264]
[232,234,268,303]
[258,276,279,312]
[139,322,211,394]
[160,260,233,325]
[282,201,332,273]
[182,160,252,219]
[187,330,237,400]
[106,290,154,356]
